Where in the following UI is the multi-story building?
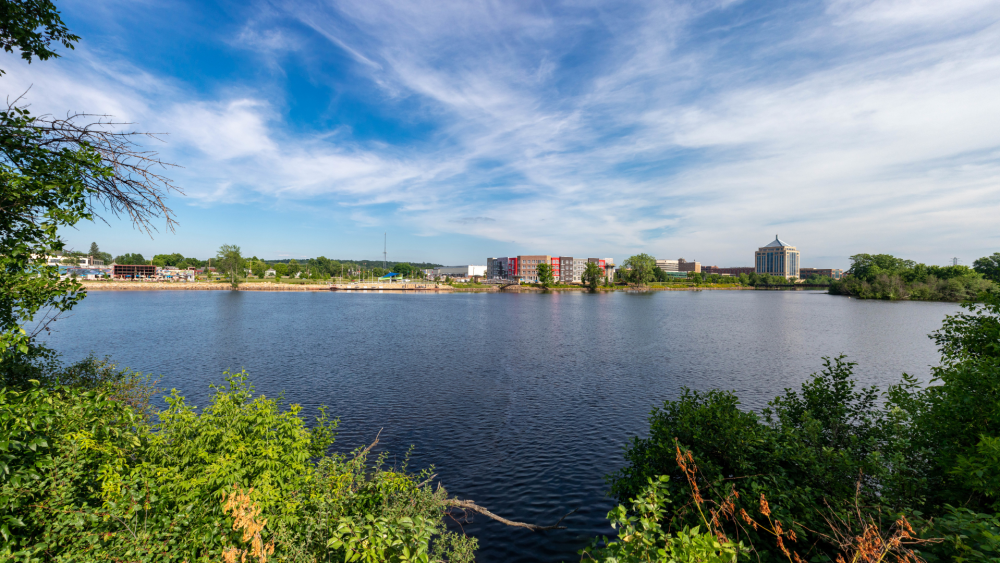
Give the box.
[799,268,843,280]
[657,258,700,273]
[755,236,800,279]
[487,257,519,280]
[678,258,700,273]
[656,259,679,272]
[488,255,611,283]
[517,255,551,282]
[554,257,573,282]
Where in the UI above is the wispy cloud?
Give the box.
[9,0,1000,264]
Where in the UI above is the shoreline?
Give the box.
[81,281,334,292]
[80,281,829,294]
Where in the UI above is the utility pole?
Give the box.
[952,257,960,267]
[383,232,387,272]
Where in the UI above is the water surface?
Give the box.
[43,289,958,562]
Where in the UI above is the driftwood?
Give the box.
[445,499,575,532]
[355,431,575,532]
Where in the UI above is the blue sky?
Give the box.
[7,0,1000,267]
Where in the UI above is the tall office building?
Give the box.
[755,236,800,279]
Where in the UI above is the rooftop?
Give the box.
[763,235,792,248]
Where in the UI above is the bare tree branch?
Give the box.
[445,499,576,532]
[6,95,183,235]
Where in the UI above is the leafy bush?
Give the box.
[0,364,476,562]
[608,357,908,561]
[581,476,745,563]
[607,291,1000,562]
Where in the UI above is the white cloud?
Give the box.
[8,0,1000,265]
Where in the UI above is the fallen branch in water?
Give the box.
[355,428,382,458]
[445,499,576,531]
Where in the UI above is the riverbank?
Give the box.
[449,284,812,292]
[80,281,830,293]
[81,281,333,291]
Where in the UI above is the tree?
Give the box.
[273,263,288,277]
[287,259,299,277]
[622,253,657,285]
[216,245,244,288]
[1,1,181,370]
[113,253,146,265]
[537,263,554,286]
[88,241,99,256]
[846,254,916,283]
[974,252,1000,283]
[651,266,668,283]
[0,0,80,74]
[250,260,265,278]
[582,261,602,290]
[152,253,184,267]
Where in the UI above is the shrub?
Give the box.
[606,291,1000,562]
[0,367,475,562]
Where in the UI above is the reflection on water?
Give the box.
[43,290,958,562]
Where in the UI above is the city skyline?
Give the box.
[11,0,1000,268]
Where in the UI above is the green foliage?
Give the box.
[805,274,832,285]
[217,244,244,288]
[906,291,1000,510]
[1,361,476,562]
[608,357,903,561]
[975,253,1000,283]
[623,254,657,285]
[273,262,289,277]
[537,263,554,286]
[916,506,1000,562]
[608,291,1000,562]
[0,104,98,364]
[583,261,603,290]
[85,243,112,265]
[844,253,916,282]
[831,254,995,301]
[151,252,185,267]
[113,252,147,265]
[582,476,745,563]
[0,0,79,73]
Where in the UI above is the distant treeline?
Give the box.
[106,252,441,273]
[830,252,999,301]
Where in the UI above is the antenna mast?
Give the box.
[384,232,387,271]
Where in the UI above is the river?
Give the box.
[42,289,959,562]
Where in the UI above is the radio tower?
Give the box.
[952,257,959,267]
[384,232,387,271]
